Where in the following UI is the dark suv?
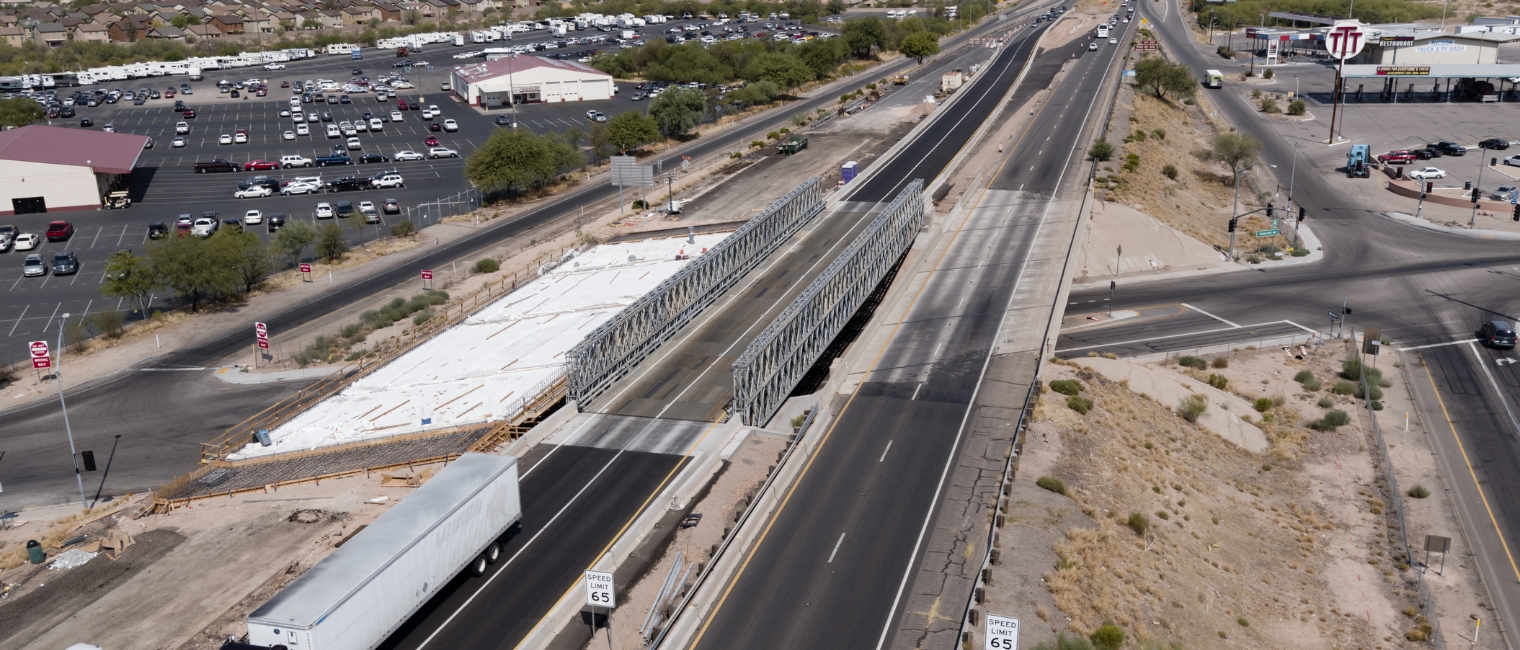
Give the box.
[1480,320,1517,349]
[327,176,371,192]
[1433,141,1467,156]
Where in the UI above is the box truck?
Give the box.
[246,454,522,650]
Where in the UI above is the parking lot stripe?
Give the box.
[41,301,60,332]
[6,304,26,336]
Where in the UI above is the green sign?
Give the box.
[1255,229,1280,237]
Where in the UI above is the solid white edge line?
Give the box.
[1466,340,1520,435]
[1180,302,1240,328]
[880,440,894,463]
[1397,338,1480,352]
[873,12,1108,650]
[414,448,626,650]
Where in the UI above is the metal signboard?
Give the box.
[299,263,312,273]
[1376,66,1430,76]
[584,570,615,608]
[1326,20,1368,60]
[1134,40,1158,51]
[1256,228,1281,237]
[255,322,269,349]
[985,615,1020,649]
[1379,35,1415,47]
[421,269,434,280]
[29,340,50,369]
[610,155,653,186]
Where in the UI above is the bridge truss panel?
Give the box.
[732,179,927,427]
[566,177,826,407]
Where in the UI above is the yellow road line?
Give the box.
[1419,352,1520,582]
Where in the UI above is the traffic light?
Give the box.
[1266,203,1274,219]
[1298,206,1306,222]
[1426,182,1434,194]
[1512,204,1519,221]
[1473,187,1481,204]
[80,451,96,472]
[1228,217,1238,232]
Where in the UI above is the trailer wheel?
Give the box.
[471,554,488,577]
[486,542,500,564]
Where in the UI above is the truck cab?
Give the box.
[1346,144,1370,178]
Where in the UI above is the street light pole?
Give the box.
[55,314,88,511]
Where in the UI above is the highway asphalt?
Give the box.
[691,7,1126,650]
[1049,0,1520,637]
[591,19,1039,422]
[0,8,1028,516]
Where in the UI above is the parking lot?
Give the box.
[0,19,839,364]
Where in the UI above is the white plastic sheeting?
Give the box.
[229,234,727,459]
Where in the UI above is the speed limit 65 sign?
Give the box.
[584,570,615,608]
[985,614,1019,649]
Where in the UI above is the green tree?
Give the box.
[315,222,349,262]
[798,37,849,78]
[606,110,661,152]
[898,31,940,63]
[826,0,847,14]
[99,250,157,313]
[589,121,613,162]
[742,52,815,90]
[465,127,583,192]
[1208,132,1261,184]
[842,16,889,58]
[403,8,422,25]
[214,229,272,294]
[1090,623,1125,650]
[147,234,237,311]
[169,14,200,28]
[563,123,586,151]
[0,97,47,128]
[1089,139,1115,162]
[1159,61,1199,101]
[648,86,705,136]
[273,220,319,264]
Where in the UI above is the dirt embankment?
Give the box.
[989,344,1447,649]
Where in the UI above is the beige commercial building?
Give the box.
[450,56,615,108]
[0,125,148,216]
[1358,31,1520,65]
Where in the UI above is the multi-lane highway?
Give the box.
[1050,0,1520,640]
[691,10,1127,650]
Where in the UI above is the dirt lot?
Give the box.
[986,342,1493,649]
[0,467,441,650]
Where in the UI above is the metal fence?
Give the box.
[402,187,483,227]
[731,179,926,427]
[566,177,826,408]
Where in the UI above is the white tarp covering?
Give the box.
[229,234,727,459]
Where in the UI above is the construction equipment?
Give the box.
[778,135,808,155]
[1346,144,1370,178]
[103,191,130,209]
[891,74,909,85]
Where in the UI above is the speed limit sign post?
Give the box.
[985,614,1020,649]
[583,570,615,649]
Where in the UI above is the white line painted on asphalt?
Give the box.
[879,441,893,462]
[1180,303,1239,327]
[6,304,27,336]
[1467,340,1520,436]
[828,532,846,563]
[911,383,922,400]
[1398,338,1479,351]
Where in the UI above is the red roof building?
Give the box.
[0,125,149,216]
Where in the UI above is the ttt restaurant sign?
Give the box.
[1376,66,1431,76]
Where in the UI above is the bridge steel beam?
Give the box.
[566,177,827,408]
[732,179,927,427]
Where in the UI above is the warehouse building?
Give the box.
[450,56,615,108]
[0,125,148,216]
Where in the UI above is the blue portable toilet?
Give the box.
[841,161,858,183]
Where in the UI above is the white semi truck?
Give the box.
[246,454,522,650]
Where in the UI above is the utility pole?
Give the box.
[55,314,88,510]
[664,171,678,213]
[1471,148,1491,228]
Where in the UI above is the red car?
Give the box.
[429,122,441,132]
[164,88,175,98]
[425,135,439,146]
[1378,150,1416,164]
[45,220,74,242]
[183,109,196,118]
[244,159,279,171]
[280,81,290,88]
[256,88,267,97]
[397,100,409,110]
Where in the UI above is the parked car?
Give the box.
[428,146,459,158]
[148,222,169,239]
[14,233,40,251]
[172,137,187,147]
[1407,166,1446,180]
[244,210,264,225]
[335,201,355,217]
[315,202,335,218]
[282,181,323,195]
[1480,320,1517,349]
[1492,185,1518,201]
[358,153,390,164]
[359,201,380,223]
[190,217,219,237]
[51,251,79,275]
[383,198,401,214]
[425,135,440,146]
[45,221,74,241]
[1376,150,1415,164]
[1505,154,1520,167]
[347,136,363,150]
[281,155,314,169]
[0,225,16,251]
[315,153,354,166]
[219,134,234,145]
[327,176,373,192]
[267,213,287,232]
[245,159,280,171]
[1433,141,1466,156]
[22,254,46,277]
[372,172,405,188]
[429,122,442,132]
[235,185,274,199]
[394,150,425,161]
[1479,138,1510,150]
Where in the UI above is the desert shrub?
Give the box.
[1357,383,1384,401]
[473,258,500,274]
[1302,377,1323,391]
[1252,88,1262,99]
[1372,400,1384,411]
[1253,397,1274,412]
[1238,616,1252,626]
[1130,129,1147,142]
[1408,484,1431,499]
[1161,164,1178,180]
[1313,409,1351,430]
[1123,152,1141,173]
[1217,45,1234,58]
[1207,374,1228,389]
[1049,379,1084,395]
[1258,244,1281,255]
[1127,513,1150,535]
[1263,68,1275,79]
[1178,394,1208,422]
[1178,355,1207,370]
[88,310,126,339]
[1068,395,1094,414]
[412,308,434,326]
[1317,397,1334,408]
[1037,476,1068,495]
[1333,380,1357,395]
[1288,99,1306,115]
[1259,97,1279,113]
[1152,128,1166,140]
[1155,510,1170,520]
[390,220,416,237]
[1294,369,1315,383]
[1030,633,1093,650]
[1090,623,1126,650]
[1211,356,1229,368]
